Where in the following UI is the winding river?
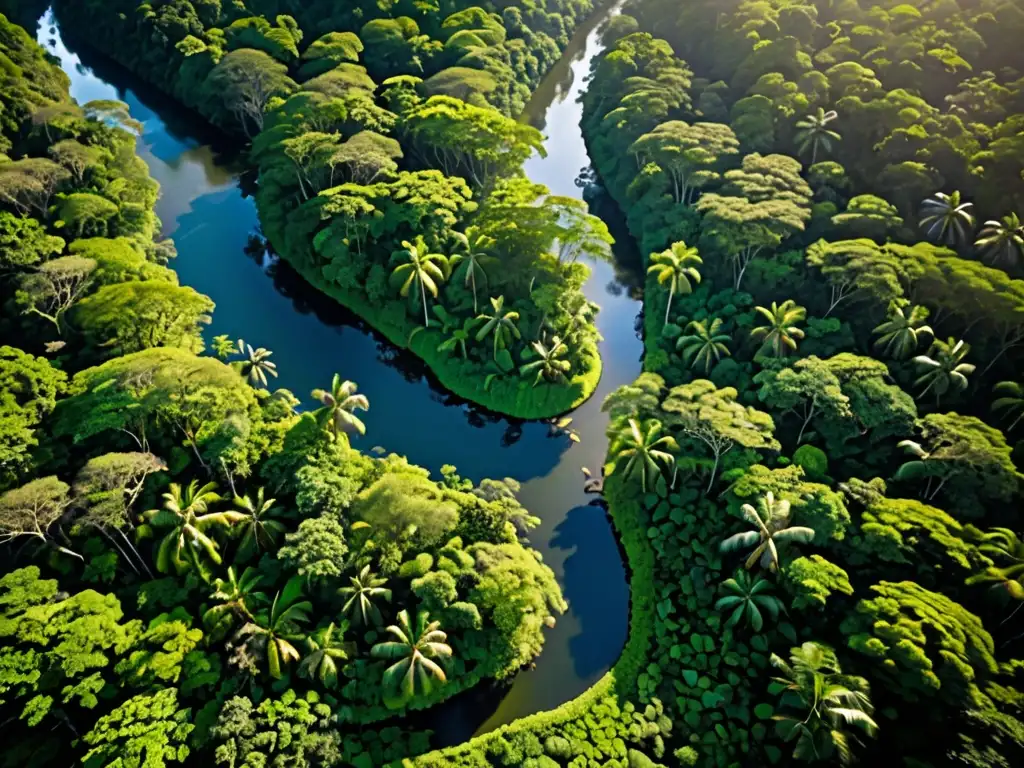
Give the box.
[37,2,641,744]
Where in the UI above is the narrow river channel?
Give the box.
[36,2,641,742]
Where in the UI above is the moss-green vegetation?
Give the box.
[50,0,613,419]
[0,12,568,765]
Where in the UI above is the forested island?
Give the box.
[1,0,1023,767]
[47,0,614,419]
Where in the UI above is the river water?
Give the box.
[37,2,641,741]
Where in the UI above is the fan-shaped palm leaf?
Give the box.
[235,339,278,387]
[448,226,494,313]
[677,317,731,373]
[770,641,878,766]
[794,108,841,164]
[872,303,932,360]
[912,337,974,403]
[233,487,286,561]
[992,380,1024,431]
[371,609,452,698]
[974,212,1023,267]
[919,190,975,246]
[715,570,785,632]
[338,565,392,626]
[390,236,449,326]
[720,492,815,572]
[647,241,702,325]
[520,335,572,386]
[312,374,370,437]
[298,621,349,688]
[141,480,245,574]
[475,295,521,361]
[202,565,267,640]
[751,300,806,358]
[609,418,678,493]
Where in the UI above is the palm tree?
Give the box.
[715,571,785,632]
[298,621,349,688]
[252,575,312,679]
[235,339,278,388]
[475,295,521,361]
[974,527,1024,568]
[338,565,392,626]
[872,303,933,360]
[566,299,599,346]
[520,335,571,386]
[751,300,806,358]
[609,418,678,493]
[919,190,975,246]
[211,334,237,360]
[449,226,494,313]
[913,337,974,403]
[141,481,244,574]
[436,317,476,359]
[371,609,452,698]
[992,380,1024,431]
[233,487,287,561]
[312,374,370,437]
[974,212,1023,267]
[390,236,449,327]
[771,642,878,765]
[720,492,815,572]
[647,241,702,325]
[676,318,731,373]
[794,108,841,164]
[202,566,267,641]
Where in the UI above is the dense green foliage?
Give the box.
[0,11,568,766]
[453,1,1024,765]
[51,0,612,418]
[4,0,1024,766]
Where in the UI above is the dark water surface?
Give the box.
[38,2,641,740]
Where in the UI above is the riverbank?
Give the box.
[32,1,641,747]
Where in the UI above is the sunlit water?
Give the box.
[38,1,640,740]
